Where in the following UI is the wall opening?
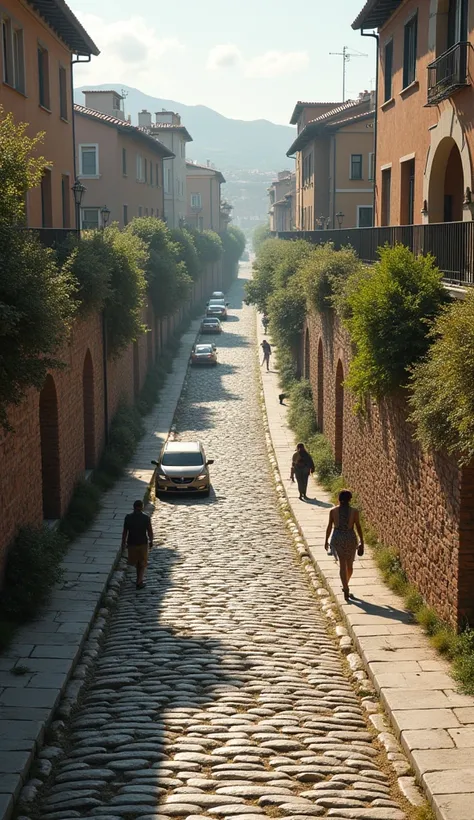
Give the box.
[133,340,140,398]
[428,137,464,223]
[39,375,61,520]
[82,349,95,470]
[335,360,344,470]
[317,339,324,431]
[304,328,310,379]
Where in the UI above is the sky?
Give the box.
[71,0,376,125]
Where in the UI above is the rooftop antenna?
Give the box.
[329,46,368,102]
[121,87,129,119]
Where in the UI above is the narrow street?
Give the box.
[35,266,406,820]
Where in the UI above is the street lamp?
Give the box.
[100,206,111,229]
[336,211,344,229]
[72,179,86,231]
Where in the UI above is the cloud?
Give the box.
[245,50,309,79]
[207,44,242,71]
[73,14,184,94]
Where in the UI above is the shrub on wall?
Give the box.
[301,243,363,313]
[409,290,474,464]
[339,244,448,405]
[61,231,112,311]
[245,238,311,313]
[252,222,271,253]
[190,228,223,266]
[171,227,202,282]
[268,272,306,350]
[101,225,148,356]
[127,217,192,318]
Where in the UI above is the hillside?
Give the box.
[74,84,294,173]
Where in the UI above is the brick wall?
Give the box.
[0,262,222,576]
[304,309,474,628]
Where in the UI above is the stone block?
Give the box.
[423,768,474,795]
[401,729,454,751]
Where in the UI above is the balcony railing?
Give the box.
[273,222,474,287]
[427,41,470,105]
[16,228,80,248]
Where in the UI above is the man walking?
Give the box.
[261,339,272,372]
[122,500,153,589]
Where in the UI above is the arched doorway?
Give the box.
[428,137,464,223]
[304,329,310,380]
[83,350,95,470]
[39,375,61,519]
[317,339,324,431]
[335,360,344,470]
[133,340,140,398]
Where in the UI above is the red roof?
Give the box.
[74,105,175,158]
[186,161,225,184]
[150,123,193,142]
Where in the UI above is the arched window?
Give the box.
[39,375,61,519]
[83,350,95,470]
[335,359,344,469]
[317,339,324,431]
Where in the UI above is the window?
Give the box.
[381,168,391,225]
[81,208,100,230]
[191,193,202,208]
[403,14,418,88]
[122,147,127,176]
[151,208,154,216]
[80,145,98,176]
[303,152,313,185]
[350,154,363,180]
[384,39,393,101]
[138,206,143,217]
[156,163,160,187]
[165,167,172,193]
[41,169,52,228]
[368,152,375,181]
[38,44,50,108]
[150,163,153,186]
[123,204,128,226]
[136,154,144,182]
[357,206,373,227]
[2,15,25,92]
[61,175,70,228]
[400,158,415,224]
[145,207,148,216]
[144,158,148,183]
[59,65,67,119]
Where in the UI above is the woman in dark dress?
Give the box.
[290,443,315,500]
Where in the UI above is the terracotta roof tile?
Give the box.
[74,105,175,157]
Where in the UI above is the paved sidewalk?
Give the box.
[258,318,474,820]
[0,318,201,820]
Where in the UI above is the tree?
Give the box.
[170,227,201,282]
[0,108,78,430]
[252,223,271,253]
[101,225,148,356]
[222,225,246,268]
[189,228,223,265]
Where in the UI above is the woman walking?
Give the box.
[325,489,364,601]
[290,443,315,500]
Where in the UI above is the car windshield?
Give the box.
[203,319,218,324]
[195,345,213,353]
[209,300,225,306]
[162,452,204,466]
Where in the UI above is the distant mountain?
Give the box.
[74,84,294,173]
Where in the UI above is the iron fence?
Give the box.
[274,222,474,286]
[427,41,470,106]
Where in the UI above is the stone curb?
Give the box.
[0,317,203,820]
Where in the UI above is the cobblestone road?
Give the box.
[34,269,407,820]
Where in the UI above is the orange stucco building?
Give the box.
[353,0,474,226]
[0,0,99,228]
[186,161,226,232]
[287,95,375,230]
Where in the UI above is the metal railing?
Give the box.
[427,41,470,105]
[16,228,80,247]
[274,222,474,286]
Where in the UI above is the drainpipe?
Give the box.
[361,29,379,223]
[332,134,337,229]
[70,54,91,229]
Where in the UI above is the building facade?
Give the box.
[0,0,98,228]
[75,92,173,230]
[137,110,192,228]
[186,161,226,232]
[353,0,474,227]
[288,95,375,230]
[269,171,296,232]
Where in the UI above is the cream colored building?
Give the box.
[269,171,296,232]
[74,92,173,229]
[186,161,226,232]
[288,94,375,230]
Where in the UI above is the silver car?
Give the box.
[152,441,214,497]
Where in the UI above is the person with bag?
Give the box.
[290,442,315,500]
[260,339,272,371]
[324,489,364,601]
[122,500,154,590]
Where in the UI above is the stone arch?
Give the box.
[424,106,472,223]
[39,374,61,519]
[133,340,140,398]
[317,339,324,431]
[82,349,95,470]
[304,328,310,380]
[335,359,344,470]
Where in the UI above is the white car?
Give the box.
[211,291,224,299]
[152,441,214,497]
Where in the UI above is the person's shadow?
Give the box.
[303,497,332,508]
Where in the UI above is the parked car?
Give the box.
[200,317,222,334]
[152,440,214,497]
[206,300,228,320]
[191,343,218,365]
[211,291,225,299]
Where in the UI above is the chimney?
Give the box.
[138,109,152,128]
[83,90,125,119]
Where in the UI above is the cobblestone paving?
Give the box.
[34,271,406,820]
